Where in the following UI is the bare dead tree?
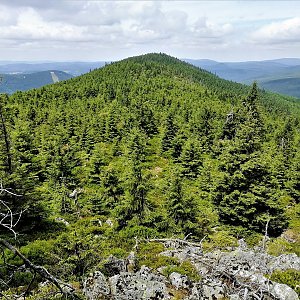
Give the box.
[262,216,271,251]
[148,236,207,249]
[0,181,80,299]
[0,179,24,239]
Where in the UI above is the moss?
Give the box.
[168,288,189,300]
[137,242,179,270]
[25,282,85,300]
[162,260,201,282]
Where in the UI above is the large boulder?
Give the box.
[271,282,299,300]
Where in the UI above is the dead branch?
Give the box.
[0,180,24,239]
[148,237,206,248]
[0,239,79,299]
[0,181,79,299]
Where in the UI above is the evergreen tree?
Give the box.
[167,172,185,226]
[117,129,149,227]
[214,83,287,235]
[180,139,202,178]
[105,101,120,142]
[0,94,12,175]
[101,168,124,212]
[161,113,177,154]
[167,171,200,235]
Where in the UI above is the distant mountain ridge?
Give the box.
[0,61,107,94]
[185,58,300,98]
[0,70,73,94]
[0,61,106,76]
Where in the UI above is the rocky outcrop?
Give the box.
[83,271,110,300]
[103,255,127,276]
[109,266,170,300]
[169,272,191,290]
[83,241,299,300]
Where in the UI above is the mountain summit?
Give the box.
[1,53,299,298]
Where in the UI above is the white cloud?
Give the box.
[0,8,90,42]
[0,2,232,48]
[192,17,233,39]
[0,1,299,61]
[251,17,300,44]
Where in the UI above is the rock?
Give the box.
[169,272,191,290]
[83,271,110,300]
[83,243,299,300]
[197,249,272,277]
[202,278,225,300]
[186,282,203,300]
[236,271,299,300]
[103,255,127,276]
[202,285,224,300]
[55,217,69,226]
[105,219,113,227]
[160,246,202,263]
[109,266,170,300]
[237,239,248,250]
[271,282,299,300]
[269,253,300,272]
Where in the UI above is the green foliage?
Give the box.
[180,139,202,178]
[1,53,300,295]
[213,83,288,236]
[21,239,55,265]
[244,232,263,248]
[137,242,178,269]
[267,236,300,256]
[203,230,238,251]
[137,242,200,281]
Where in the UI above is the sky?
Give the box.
[0,0,299,62]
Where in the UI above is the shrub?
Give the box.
[21,239,55,265]
[203,230,238,251]
[267,237,300,256]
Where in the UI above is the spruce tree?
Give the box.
[167,172,185,226]
[214,83,287,235]
[161,113,177,154]
[180,139,202,178]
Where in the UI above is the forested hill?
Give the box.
[0,70,73,94]
[0,53,299,297]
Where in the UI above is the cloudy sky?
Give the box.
[0,0,299,62]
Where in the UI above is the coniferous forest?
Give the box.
[0,53,299,298]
